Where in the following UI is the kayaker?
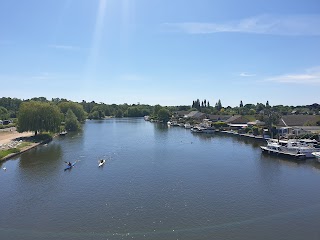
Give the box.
[65,161,72,167]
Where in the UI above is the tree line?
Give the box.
[0,97,319,135]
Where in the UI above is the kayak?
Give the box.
[98,160,106,167]
[64,161,77,171]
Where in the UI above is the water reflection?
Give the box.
[18,143,62,179]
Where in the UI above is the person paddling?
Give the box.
[65,161,72,167]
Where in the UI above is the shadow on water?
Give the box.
[18,143,62,174]
[153,122,169,131]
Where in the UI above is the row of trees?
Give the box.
[0,97,319,135]
[17,101,86,135]
[1,97,319,122]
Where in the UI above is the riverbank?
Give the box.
[0,129,52,161]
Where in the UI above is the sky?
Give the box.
[0,0,320,107]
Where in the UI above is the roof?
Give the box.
[185,111,205,119]
[277,115,320,127]
[173,111,190,117]
[225,115,250,124]
[247,120,265,126]
[207,115,231,121]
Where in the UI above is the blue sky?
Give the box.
[1,0,320,107]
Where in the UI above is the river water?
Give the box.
[1,118,320,240]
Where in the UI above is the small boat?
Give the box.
[312,152,320,162]
[64,161,77,171]
[98,160,106,167]
[59,131,67,136]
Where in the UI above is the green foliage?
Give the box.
[65,109,80,131]
[215,99,222,111]
[115,109,123,118]
[0,148,20,159]
[252,126,260,136]
[262,109,281,130]
[0,97,22,118]
[58,102,86,122]
[212,121,228,129]
[18,101,62,134]
[153,105,162,115]
[88,110,100,120]
[0,106,9,119]
[0,123,15,129]
[157,108,171,123]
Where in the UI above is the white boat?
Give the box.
[202,127,215,134]
[59,131,67,136]
[267,139,320,158]
[98,160,106,167]
[191,126,215,134]
[312,152,320,162]
[184,123,192,129]
[260,142,306,159]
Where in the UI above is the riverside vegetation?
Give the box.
[0,97,320,160]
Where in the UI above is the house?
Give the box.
[277,115,320,136]
[277,115,320,127]
[247,120,265,127]
[207,115,231,122]
[184,111,206,120]
[225,115,250,124]
[173,111,190,118]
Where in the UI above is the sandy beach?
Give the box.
[0,128,34,145]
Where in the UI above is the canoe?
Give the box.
[64,161,77,171]
[98,160,106,167]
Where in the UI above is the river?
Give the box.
[1,118,320,240]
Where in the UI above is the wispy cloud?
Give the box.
[266,67,320,84]
[163,14,320,36]
[48,44,81,51]
[240,72,256,77]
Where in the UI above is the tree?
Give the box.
[153,104,162,115]
[65,109,80,131]
[262,108,281,138]
[157,108,171,123]
[58,102,87,122]
[0,106,9,120]
[215,99,222,111]
[266,100,270,108]
[115,109,123,118]
[18,101,61,135]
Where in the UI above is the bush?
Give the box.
[252,126,260,136]
[213,121,228,130]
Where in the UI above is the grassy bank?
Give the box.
[0,133,52,161]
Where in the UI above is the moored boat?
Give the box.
[267,139,320,158]
[312,152,320,162]
[59,131,67,136]
[260,142,306,159]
